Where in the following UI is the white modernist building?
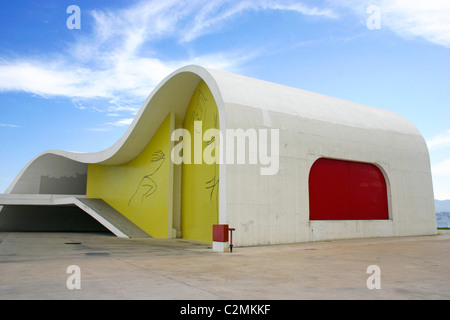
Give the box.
[0,65,437,249]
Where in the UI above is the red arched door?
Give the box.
[309,158,389,220]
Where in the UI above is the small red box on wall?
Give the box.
[213,224,229,242]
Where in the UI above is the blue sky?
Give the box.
[0,0,449,199]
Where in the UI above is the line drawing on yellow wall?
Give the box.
[189,89,207,134]
[128,150,165,206]
[205,112,219,208]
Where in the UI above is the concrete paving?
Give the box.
[0,231,449,300]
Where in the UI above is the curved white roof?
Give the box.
[208,66,420,135]
[5,65,423,193]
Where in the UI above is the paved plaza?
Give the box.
[0,231,449,300]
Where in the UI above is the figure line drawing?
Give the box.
[128,150,165,206]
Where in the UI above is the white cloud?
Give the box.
[427,130,450,150]
[0,123,21,128]
[432,159,450,176]
[432,159,450,200]
[0,0,336,114]
[1,60,121,98]
[380,0,450,47]
[331,0,450,47]
[105,118,134,127]
[1,0,448,112]
[427,130,450,199]
[261,1,337,17]
[86,117,134,132]
[180,0,337,42]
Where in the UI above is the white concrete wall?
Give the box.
[6,153,88,195]
[224,103,436,247]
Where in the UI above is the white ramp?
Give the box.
[72,198,151,238]
[0,194,151,238]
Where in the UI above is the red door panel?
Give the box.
[309,158,389,220]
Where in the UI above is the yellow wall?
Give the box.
[86,113,173,238]
[86,81,219,243]
[181,81,220,243]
